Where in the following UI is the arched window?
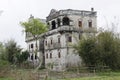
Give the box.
[78,21,82,27]
[51,20,56,29]
[51,39,53,45]
[31,44,33,48]
[46,53,48,59]
[57,18,61,27]
[58,37,60,43]
[35,55,37,59]
[62,17,70,25]
[45,40,47,46]
[50,53,52,58]
[58,52,61,58]
[88,20,92,28]
[31,54,33,60]
[68,36,72,42]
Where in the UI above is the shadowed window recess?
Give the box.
[62,17,70,25]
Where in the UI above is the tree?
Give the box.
[74,30,120,70]
[0,42,4,55]
[0,42,7,61]
[4,39,22,64]
[16,50,29,64]
[20,15,48,70]
[74,36,102,67]
[0,42,6,60]
[97,31,120,70]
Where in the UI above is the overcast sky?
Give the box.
[0,0,120,49]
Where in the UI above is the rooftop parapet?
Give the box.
[46,8,97,21]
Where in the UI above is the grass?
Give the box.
[63,76,120,80]
[0,78,14,80]
[63,72,120,80]
[1,68,120,80]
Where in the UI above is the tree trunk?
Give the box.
[34,36,43,71]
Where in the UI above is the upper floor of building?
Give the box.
[25,8,97,42]
[46,8,97,32]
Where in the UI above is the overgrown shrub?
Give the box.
[74,31,120,70]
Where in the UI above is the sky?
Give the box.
[0,0,120,49]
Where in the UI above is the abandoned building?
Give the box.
[25,8,97,71]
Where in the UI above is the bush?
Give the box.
[74,31,120,70]
[0,60,10,68]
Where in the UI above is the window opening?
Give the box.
[45,41,47,46]
[57,18,61,27]
[50,53,52,58]
[78,21,82,27]
[58,52,61,58]
[46,53,48,59]
[35,55,37,59]
[58,37,60,43]
[51,39,53,45]
[31,54,33,60]
[31,44,33,48]
[88,21,92,27]
[68,36,72,42]
[62,17,70,25]
[52,21,56,29]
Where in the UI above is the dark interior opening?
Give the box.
[57,18,61,27]
[31,54,33,60]
[51,21,56,29]
[63,17,70,25]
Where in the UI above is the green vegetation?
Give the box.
[0,15,120,80]
[20,16,47,37]
[16,50,29,64]
[63,76,120,80]
[0,39,29,69]
[4,39,22,64]
[63,72,120,80]
[20,15,48,70]
[74,30,120,70]
[0,78,14,80]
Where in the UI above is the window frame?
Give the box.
[58,37,60,43]
[57,18,61,27]
[31,44,33,48]
[58,52,61,58]
[51,20,56,30]
[68,36,72,42]
[45,40,47,46]
[62,17,70,25]
[88,20,92,28]
[46,53,48,59]
[31,54,33,60]
[78,21,82,27]
[50,53,52,59]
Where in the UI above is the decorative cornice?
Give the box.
[46,9,97,21]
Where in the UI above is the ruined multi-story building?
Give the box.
[25,8,97,71]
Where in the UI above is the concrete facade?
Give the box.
[25,8,97,71]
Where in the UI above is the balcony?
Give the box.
[57,26,97,33]
[57,26,82,32]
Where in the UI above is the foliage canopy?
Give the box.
[20,17,47,37]
[74,30,120,70]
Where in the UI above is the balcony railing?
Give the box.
[58,26,75,32]
[57,26,97,33]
